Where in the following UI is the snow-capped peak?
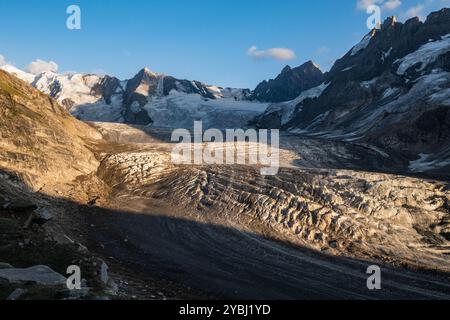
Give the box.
[141,67,159,77]
[0,64,36,83]
[0,63,264,129]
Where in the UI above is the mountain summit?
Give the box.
[251,60,324,102]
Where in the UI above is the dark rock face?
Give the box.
[61,98,75,111]
[124,68,159,107]
[251,61,324,102]
[123,108,153,126]
[91,75,121,105]
[48,81,62,98]
[122,68,157,125]
[121,68,222,125]
[162,77,216,99]
[326,12,450,84]
[251,111,283,129]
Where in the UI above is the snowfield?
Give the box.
[409,153,450,173]
[142,90,268,129]
[396,34,450,75]
[263,83,329,126]
[351,32,374,56]
[0,64,36,83]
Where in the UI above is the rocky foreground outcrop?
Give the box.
[0,70,120,299]
[0,70,101,192]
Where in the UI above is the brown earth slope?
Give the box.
[0,70,101,193]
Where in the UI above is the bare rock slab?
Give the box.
[0,262,14,270]
[0,265,66,286]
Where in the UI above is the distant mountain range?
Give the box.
[0,49,324,129]
[0,60,325,128]
[0,64,264,129]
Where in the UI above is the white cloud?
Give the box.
[26,59,58,75]
[357,0,450,21]
[266,48,297,60]
[247,46,265,59]
[404,4,426,20]
[384,0,402,10]
[399,0,450,22]
[247,46,296,61]
[356,0,401,10]
[357,0,383,10]
[357,0,450,22]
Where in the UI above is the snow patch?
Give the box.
[361,78,378,89]
[409,153,450,172]
[0,65,36,83]
[382,87,400,99]
[381,47,393,63]
[206,86,250,101]
[264,83,330,126]
[143,90,268,129]
[428,87,450,106]
[396,34,450,75]
[351,32,374,56]
[341,66,355,72]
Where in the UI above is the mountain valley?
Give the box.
[0,8,450,300]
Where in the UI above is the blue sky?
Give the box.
[0,0,448,88]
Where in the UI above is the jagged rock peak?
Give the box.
[292,60,322,72]
[251,60,325,102]
[281,65,292,73]
[138,67,159,77]
[426,7,450,23]
[304,60,321,69]
[382,16,398,28]
[277,61,323,78]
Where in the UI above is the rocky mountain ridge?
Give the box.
[254,8,450,178]
[1,61,325,129]
[0,64,258,128]
[251,60,324,102]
